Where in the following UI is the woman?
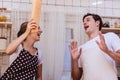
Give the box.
[0,19,43,80]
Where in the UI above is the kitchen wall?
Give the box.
[0,0,120,80]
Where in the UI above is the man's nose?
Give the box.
[83,22,86,26]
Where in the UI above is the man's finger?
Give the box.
[74,41,77,48]
[96,40,100,47]
[78,48,82,57]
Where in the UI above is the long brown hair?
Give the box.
[17,21,28,37]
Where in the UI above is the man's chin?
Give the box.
[85,30,88,33]
[85,30,90,34]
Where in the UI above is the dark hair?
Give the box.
[82,13,103,31]
[17,21,28,37]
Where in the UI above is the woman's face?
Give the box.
[30,26,43,41]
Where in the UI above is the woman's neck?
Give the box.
[22,40,35,51]
[22,40,37,55]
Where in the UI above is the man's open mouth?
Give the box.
[84,26,89,30]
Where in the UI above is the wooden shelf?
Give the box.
[0,50,6,53]
[0,22,12,27]
[101,16,120,19]
[0,8,11,13]
[102,28,120,34]
[0,22,12,24]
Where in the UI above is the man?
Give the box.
[69,13,120,80]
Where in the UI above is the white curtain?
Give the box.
[40,11,65,80]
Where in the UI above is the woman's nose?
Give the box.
[39,29,43,33]
[40,30,43,33]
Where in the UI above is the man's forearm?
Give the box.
[72,60,82,80]
[107,50,120,63]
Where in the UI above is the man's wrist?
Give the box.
[106,49,112,55]
[72,59,79,66]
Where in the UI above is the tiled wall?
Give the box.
[1,0,120,28]
[1,0,120,16]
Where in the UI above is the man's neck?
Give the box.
[88,31,100,40]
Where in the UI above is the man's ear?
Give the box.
[96,20,100,27]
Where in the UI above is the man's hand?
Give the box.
[96,32,109,54]
[69,41,82,61]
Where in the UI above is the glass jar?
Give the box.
[0,37,7,50]
[0,8,7,22]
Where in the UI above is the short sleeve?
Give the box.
[109,32,120,52]
[9,45,23,65]
[37,49,43,65]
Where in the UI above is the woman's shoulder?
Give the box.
[37,49,42,54]
[37,49,42,58]
[37,49,43,65]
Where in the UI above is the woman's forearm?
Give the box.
[5,32,29,55]
[37,64,42,80]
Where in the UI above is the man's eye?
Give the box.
[87,19,90,21]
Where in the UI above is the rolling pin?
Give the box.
[30,0,42,32]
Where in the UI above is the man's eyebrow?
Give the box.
[86,17,90,19]
[83,17,90,22]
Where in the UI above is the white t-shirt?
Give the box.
[9,45,43,66]
[78,32,120,80]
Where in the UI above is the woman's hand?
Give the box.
[25,19,38,34]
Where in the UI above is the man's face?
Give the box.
[83,15,99,34]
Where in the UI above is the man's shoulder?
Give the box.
[104,32,119,41]
[104,32,117,36]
